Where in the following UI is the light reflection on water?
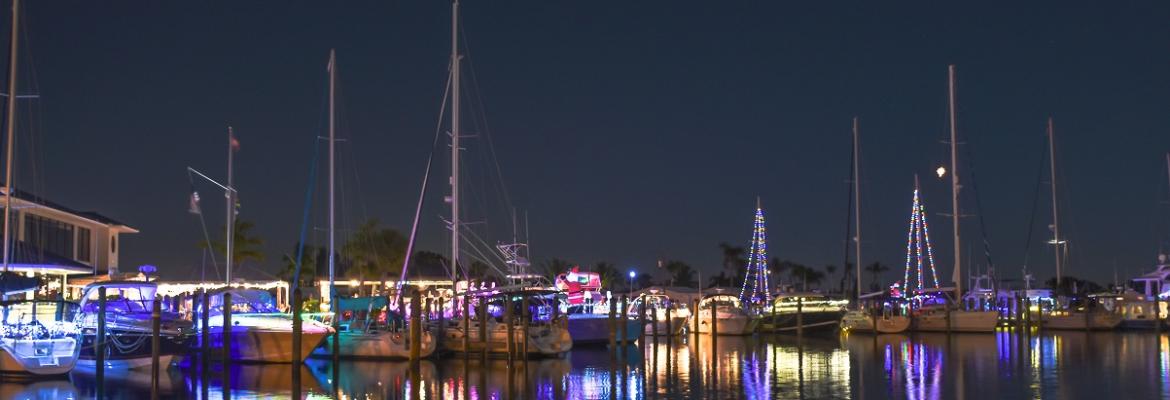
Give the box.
[1,331,1168,399]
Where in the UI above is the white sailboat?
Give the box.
[1038,118,1120,331]
[910,65,998,333]
[838,117,910,334]
[436,0,571,356]
[0,0,80,375]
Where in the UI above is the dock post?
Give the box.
[505,295,514,362]
[522,296,531,361]
[479,294,489,358]
[97,286,107,386]
[945,296,952,334]
[436,293,445,351]
[796,297,804,339]
[620,295,630,347]
[609,295,617,349]
[201,290,210,356]
[411,289,422,363]
[651,303,659,343]
[291,288,303,397]
[710,297,718,385]
[1157,296,1163,334]
[462,293,470,356]
[770,299,777,333]
[151,294,161,399]
[1084,300,1091,332]
[692,299,700,335]
[639,298,647,344]
[223,292,232,389]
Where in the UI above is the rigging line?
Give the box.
[458,235,509,278]
[1021,131,1048,275]
[397,72,452,286]
[292,135,322,295]
[459,24,514,214]
[458,225,509,269]
[187,170,221,280]
[961,130,995,272]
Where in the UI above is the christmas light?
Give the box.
[903,188,941,293]
[739,202,771,307]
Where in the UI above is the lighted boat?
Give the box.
[630,287,693,336]
[442,288,572,356]
[75,281,193,369]
[0,299,81,375]
[554,268,643,344]
[1094,289,1163,330]
[316,296,435,359]
[909,289,999,333]
[195,288,332,363]
[840,291,910,334]
[695,292,752,335]
[756,292,847,334]
[1041,296,1122,331]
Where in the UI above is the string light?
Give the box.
[903,188,941,293]
[739,203,771,306]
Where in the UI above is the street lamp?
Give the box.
[628,270,636,297]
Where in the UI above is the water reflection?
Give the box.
[0,331,1167,399]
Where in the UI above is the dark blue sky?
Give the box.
[10,1,1170,285]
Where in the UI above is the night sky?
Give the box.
[10,1,1170,286]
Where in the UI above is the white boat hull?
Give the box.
[841,311,910,334]
[643,316,688,336]
[76,354,174,370]
[442,322,572,356]
[0,337,79,375]
[321,331,436,359]
[912,310,999,333]
[202,327,328,363]
[1042,313,1123,330]
[696,314,751,335]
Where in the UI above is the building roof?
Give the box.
[6,241,93,275]
[0,185,137,233]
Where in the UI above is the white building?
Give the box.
[0,187,137,279]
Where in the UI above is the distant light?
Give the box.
[936,166,947,178]
[629,271,636,279]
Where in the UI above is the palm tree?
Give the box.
[664,260,697,287]
[535,258,573,282]
[342,219,408,296]
[591,261,620,290]
[719,242,747,273]
[202,219,266,271]
[864,261,890,291]
[823,264,837,293]
[279,243,317,288]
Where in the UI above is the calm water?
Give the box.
[5,330,1168,399]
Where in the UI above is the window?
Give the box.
[76,227,91,263]
[23,214,74,259]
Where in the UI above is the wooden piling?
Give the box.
[945,296,952,334]
[463,293,470,355]
[223,292,232,388]
[692,299,700,336]
[200,290,210,356]
[97,286,107,384]
[1157,297,1163,334]
[522,296,531,361]
[796,297,804,339]
[651,303,659,342]
[608,295,617,349]
[151,294,161,398]
[505,295,515,361]
[292,288,303,390]
[411,289,422,363]
[639,297,647,344]
[620,295,629,347]
[479,294,489,358]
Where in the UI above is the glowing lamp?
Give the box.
[936,166,946,178]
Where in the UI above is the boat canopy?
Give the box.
[336,296,389,312]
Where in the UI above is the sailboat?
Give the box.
[1036,118,1120,331]
[0,0,81,375]
[435,0,571,356]
[909,65,998,333]
[837,118,911,334]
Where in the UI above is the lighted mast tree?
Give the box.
[903,176,941,293]
[739,198,771,307]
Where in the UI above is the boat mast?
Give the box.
[947,65,961,298]
[328,49,336,297]
[1,0,19,275]
[450,0,461,282]
[225,126,235,283]
[1048,117,1061,283]
[853,117,861,300]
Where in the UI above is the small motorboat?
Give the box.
[695,291,752,335]
[630,288,692,336]
[757,292,847,334]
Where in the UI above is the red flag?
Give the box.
[230,135,241,151]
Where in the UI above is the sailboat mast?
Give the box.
[1,0,20,274]
[225,126,235,283]
[947,65,962,297]
[328,49,336,295]
[852,117,861,299]
[450,0,461,281]
[1048,117,1061,282]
